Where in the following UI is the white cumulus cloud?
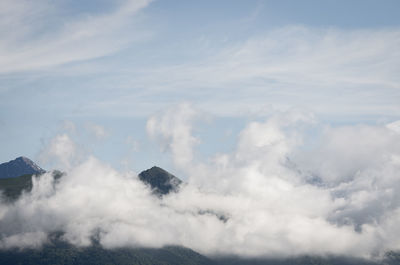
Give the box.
[1,106,400,260]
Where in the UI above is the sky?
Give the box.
[0,0,399,172]
[1,0,400,258]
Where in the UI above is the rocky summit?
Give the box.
[0,156,45,179]
[139,166,182,195]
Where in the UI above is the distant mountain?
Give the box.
[0,240,392,265]
[0,162,181,201]
[0,156,45,179]
[139,166,182,195]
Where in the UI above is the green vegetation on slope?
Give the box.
[0,173,33,200]
[0,171,62,201]
[215,255,380,265]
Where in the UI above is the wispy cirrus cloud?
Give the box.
[130,26,400,117]
[60,26,400,120]
[0,0,152,73]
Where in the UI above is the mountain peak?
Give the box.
[139,166,182,195]
[0,156,45,179]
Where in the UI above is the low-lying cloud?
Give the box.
[1,105,400,259]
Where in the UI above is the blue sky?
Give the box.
[0,0,399,172]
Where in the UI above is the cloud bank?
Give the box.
[1,105,400,259]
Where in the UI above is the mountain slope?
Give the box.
[0,156,45,179]
[0,243,216,265]
[215,255,380,265]
[0,243,393,265]
[0,170,63,201]
[0,173,34,200]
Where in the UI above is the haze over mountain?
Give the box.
[0,156,45,179]
[1,157,400,264]
[2,109,400,260]
[1,157,400,265]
